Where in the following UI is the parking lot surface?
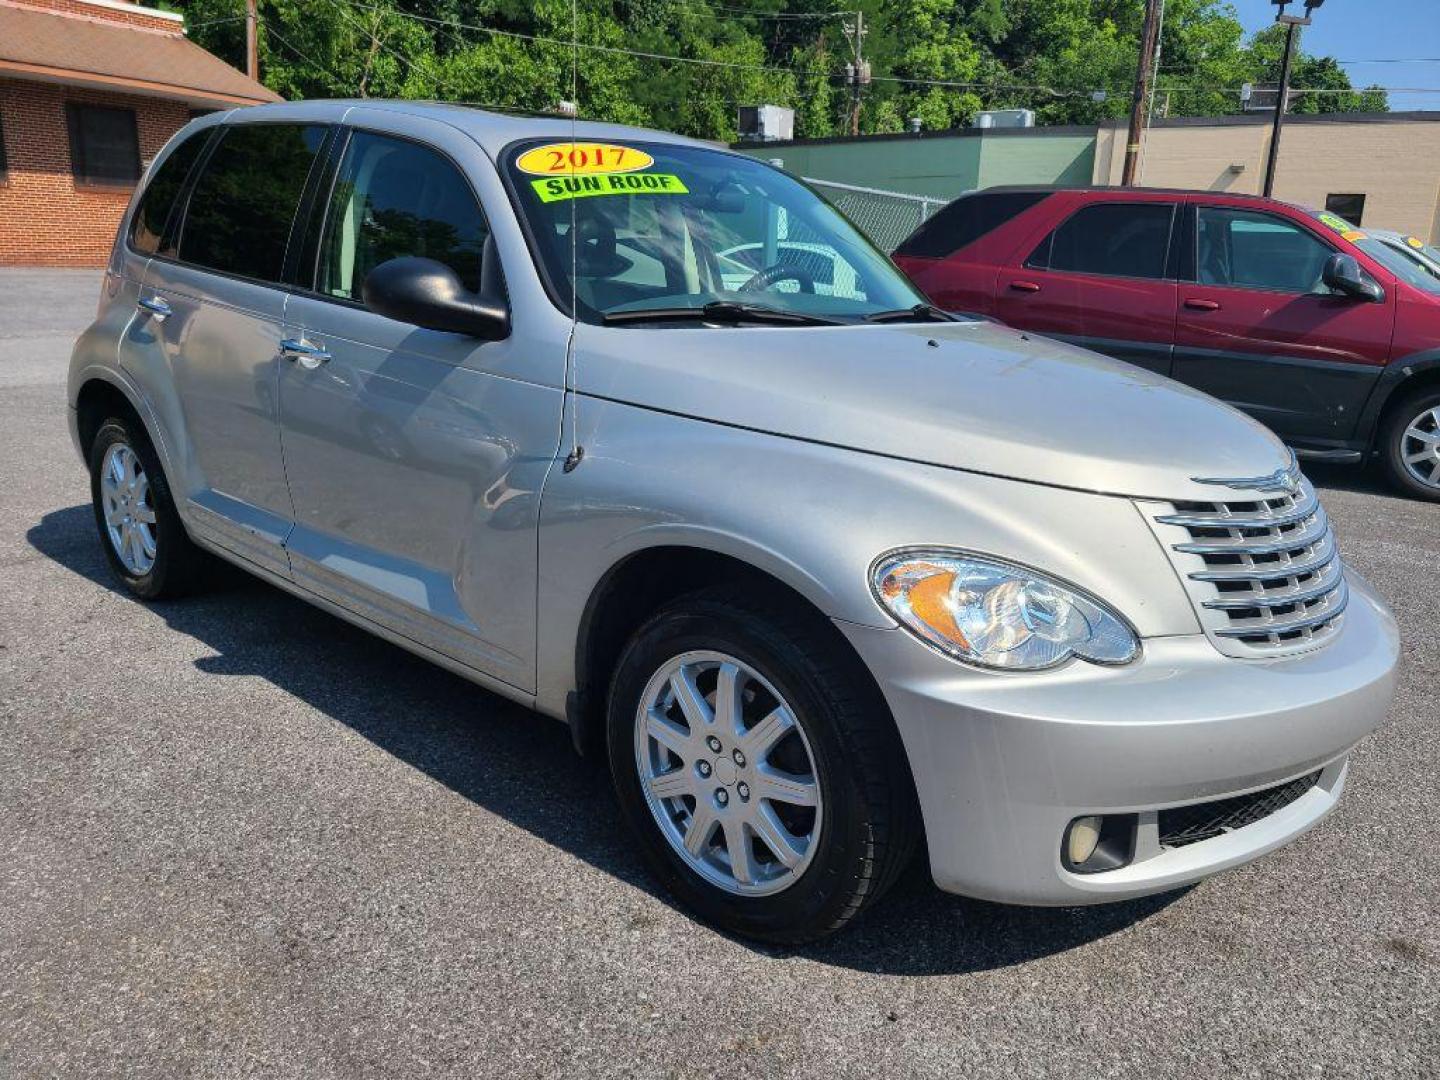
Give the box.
[1,269,1435,1079]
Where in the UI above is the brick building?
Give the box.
[0,0,279,266]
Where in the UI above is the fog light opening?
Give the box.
[1062,813,1138,874]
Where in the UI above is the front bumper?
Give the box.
[839,568,1400,906]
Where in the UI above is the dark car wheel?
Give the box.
[89,417,207,599]
[1380,387,1440,502]
[606,585,919,943]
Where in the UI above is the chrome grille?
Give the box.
[1140,456,1347,656]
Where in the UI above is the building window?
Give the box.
[1325,193,1366,226]
[65,104,140,187]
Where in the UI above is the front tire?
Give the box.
[1380,388,1440,502]
[607,586,918,943]
[89,417,206,599]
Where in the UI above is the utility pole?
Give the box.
[1121,0,1162,186]
[245,0,258,82]
[842,12,868,137]
[1263,0,1324,197]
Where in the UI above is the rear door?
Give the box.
[1172,203,1395,444]
[993,197,1179,376]
[139,121,329,577]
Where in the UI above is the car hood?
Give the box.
[574,320,1291,500]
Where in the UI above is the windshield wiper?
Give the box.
[863,303,958,324]
[603,300,844,326]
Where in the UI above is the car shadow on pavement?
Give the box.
[28,504,1185,976]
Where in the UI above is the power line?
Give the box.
[262,21,349,91]
[289,1,1440,109]
[661,0,855,19]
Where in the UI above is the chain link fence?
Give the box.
[804,178,950,253]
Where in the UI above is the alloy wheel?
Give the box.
[100,442,158,575]
[633,650,822,897]
[1400,405,1440,490]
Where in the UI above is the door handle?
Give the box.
[280,337,333,369]
[1009,280,1042,293]
[1184,298,1221,311]
[137,295,172,322]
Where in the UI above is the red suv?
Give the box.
[893,187,1440,500]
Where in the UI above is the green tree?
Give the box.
[156,0,1390,142]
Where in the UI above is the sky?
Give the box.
[1234,0,1440,112]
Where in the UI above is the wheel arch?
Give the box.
[564,542,890,760]
[1358,350,1440,449]
[75,375,146,461]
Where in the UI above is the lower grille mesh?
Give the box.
[1158,770,1322,848]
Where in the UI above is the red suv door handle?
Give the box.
[1009,280,1042,293]
[1184,298,1221,311]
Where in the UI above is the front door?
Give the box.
[1172,204,1396,444]
[140,121,329,576]
[993,198,1180,376]
[277,118,565,692]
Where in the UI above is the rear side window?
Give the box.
[129,129,211,256]
[894,191,1050,259]
[315,130,487,300]
[178,123,326,283]
[1029,201,1175,279]
[1198,207,1334,294]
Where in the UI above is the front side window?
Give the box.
[1030,202,1175,279]
[177,123,326,283]
[130,129,211,256]
[66,104,140,187]
[316,131,487,301]
[1199,207,1334,294]
[505,139,925,323]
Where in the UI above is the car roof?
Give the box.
[211,98,715,158]
[962,184,1312,213]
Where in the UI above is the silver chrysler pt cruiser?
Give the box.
[69,101,1399,942]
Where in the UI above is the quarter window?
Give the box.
[316,131,487,301]
[129,129,211,256]
[1198,207,1334,294]
[894,191,1051,259]
[1030,202,1176,279]
[177,124,326,283]
[66,104,140,187]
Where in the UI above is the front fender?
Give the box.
[533,396,1200,718]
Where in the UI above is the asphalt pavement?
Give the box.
[1,269,1435,1079]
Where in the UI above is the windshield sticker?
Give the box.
[1317,212,1351,234]
[516,142,654,177]
[530,172,690,203]
[1342,229,1367,242]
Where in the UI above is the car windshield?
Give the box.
[1308,210,1440,297]
[504,138,927,325]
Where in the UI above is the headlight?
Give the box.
[871,550,1139,671]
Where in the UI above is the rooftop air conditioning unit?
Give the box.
[737,105,795,143]
[973,109,1035,129]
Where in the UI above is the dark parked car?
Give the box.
[893,187,1440,500]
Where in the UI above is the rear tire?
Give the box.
[89,417,207,599]
[606,585,918,943]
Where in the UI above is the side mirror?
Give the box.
[1322,252,1384,302]
[362,239,509,340]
